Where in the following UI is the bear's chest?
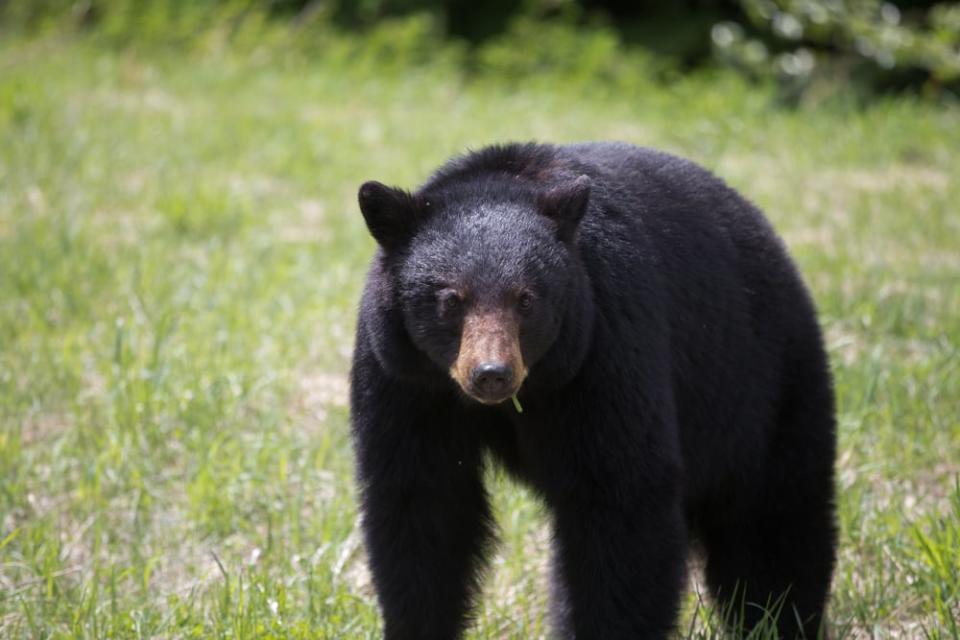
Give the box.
[478,402,577,490]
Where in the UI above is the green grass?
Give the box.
[1,34,958,638]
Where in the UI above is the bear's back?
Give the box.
[559,141,810,332]
[559,142,824,494]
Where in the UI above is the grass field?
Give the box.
[1,34,958,638]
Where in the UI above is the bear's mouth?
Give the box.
[449,308,527,405]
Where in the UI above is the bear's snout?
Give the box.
[450,308,526,404]
[469,362,515,403]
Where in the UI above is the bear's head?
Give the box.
[357,173,593,405]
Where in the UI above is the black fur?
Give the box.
[350,142,837,639]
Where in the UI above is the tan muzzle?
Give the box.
[449,308,527,404]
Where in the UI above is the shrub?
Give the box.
[713,0,960,96]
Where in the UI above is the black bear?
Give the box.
[350,142,837,639]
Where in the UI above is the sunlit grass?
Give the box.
[1,35,958,638]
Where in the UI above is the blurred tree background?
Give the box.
[2,0,958,101]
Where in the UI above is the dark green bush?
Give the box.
[1,0,956,97]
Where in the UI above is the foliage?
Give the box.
[713,0,960,97]
[1,0,958,97]
[472,15,666,91]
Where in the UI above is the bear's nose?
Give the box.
[470,362,515,402]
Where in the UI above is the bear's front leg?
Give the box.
[550,493,687,639]
[351,350,494,640]
[540,387,688,639]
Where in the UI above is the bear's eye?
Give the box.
[517,291,535,311]
[437,289,464,314]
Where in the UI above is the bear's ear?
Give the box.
[537,175,591,242]
[358,180,422,248]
